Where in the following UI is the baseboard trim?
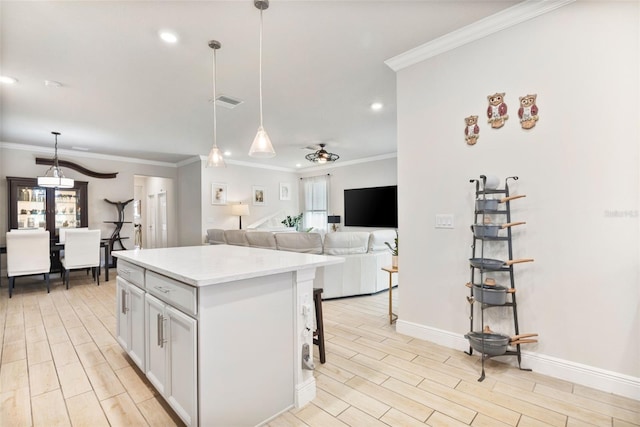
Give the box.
[396,319,640,400]
[295,376,316,408]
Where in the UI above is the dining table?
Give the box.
[0,240,110,288]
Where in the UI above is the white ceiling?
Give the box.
[0,1,518,168]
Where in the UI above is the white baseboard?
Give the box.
[295,376,316,408]
[396,319,640,401]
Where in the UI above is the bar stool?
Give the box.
[313,288,326,364]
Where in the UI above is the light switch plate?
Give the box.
[435,214,454,229]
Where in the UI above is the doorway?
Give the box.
[134,175,175,249]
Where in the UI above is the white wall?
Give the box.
[178,159,202,246]
[200,160,300,238]
[395,1,639,394]
[299,156,397,231]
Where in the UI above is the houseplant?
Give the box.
[385,230,398,268]
[281,213,303,231]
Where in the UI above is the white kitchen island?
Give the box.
[113,245,343,427]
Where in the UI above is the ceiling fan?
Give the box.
[304,143,339,164]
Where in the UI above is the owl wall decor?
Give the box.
[487,92,508,129]
[518,94,539,129]
[464,115,480,145]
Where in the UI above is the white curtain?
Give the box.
[300,175,330,232]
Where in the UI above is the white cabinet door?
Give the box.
[129,283,146,370]
[116,277,129,351]
[145,293,167,395]
[166,305,197,426]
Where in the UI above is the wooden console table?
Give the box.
[381,266,398,324]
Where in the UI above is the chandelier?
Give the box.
[37,131,74,188]
[305,144,339,164]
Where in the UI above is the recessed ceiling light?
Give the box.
[295,163,302,168]
[44,80,63,88]
[0,76,18,84]
[159,31,178,44]
[224,151,231,156]
[370,102,383,111]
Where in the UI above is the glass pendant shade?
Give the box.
[206,146,225,167]
[37,132,74,188]
[249,126,275,158]
[206,40,226,168]
[249,0,276,158]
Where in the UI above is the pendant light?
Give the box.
[248,0,276,158]
[37,132,74,188]
[206,40,226,168]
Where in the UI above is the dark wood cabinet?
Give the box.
[7,176,88,241]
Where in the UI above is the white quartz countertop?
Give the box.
[113,245,343,287]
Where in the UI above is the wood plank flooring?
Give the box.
[0,273,638,426]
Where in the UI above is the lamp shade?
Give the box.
[231,203,250,216]
[327,215,341,224]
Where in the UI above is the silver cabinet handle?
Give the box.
[121,289,127,314]
[154,285,171,294]
[157,313,167,348]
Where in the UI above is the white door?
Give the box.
[147,194,157,249]
[157,192,168,248]
[166,305,198,426]
[145,294,166,394]
[129,284,146,370]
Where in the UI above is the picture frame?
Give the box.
[252,185,266,206]
[211,183,228,205]
[279,182,291,201]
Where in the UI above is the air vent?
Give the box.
[210,94,244,109]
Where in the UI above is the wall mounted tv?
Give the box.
[344,185,398,228]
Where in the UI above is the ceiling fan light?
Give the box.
[207,146,226,167]
[249,126,276,158]
[304,143,339,164]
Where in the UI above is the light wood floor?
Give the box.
[1,274,638,426]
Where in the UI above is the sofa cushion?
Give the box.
[323,232,369,255]
[206,229,227,245]
[224,230,248,246]
[274,232,323,254]
[245,231,277,249]
[368,229,397,253]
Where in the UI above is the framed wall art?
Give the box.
[279,182,291,201]
[211,183,227,205]
[252,185,266,206]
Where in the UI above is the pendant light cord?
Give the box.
[212,46,218,148]
[259,8,264,127]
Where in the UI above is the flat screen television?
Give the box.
[344,185,397,228]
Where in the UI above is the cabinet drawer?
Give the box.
[117,260,145,288]
[146,271,197,316]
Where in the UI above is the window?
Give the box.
[301,175,329,232]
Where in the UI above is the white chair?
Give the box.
[61,229,101,289]
[6,230,51,298]
[59,226,88,243]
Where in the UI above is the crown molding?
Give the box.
[196,155,299,173]
[385,0,575,72]
[298,152,397,173]
[1,141,178,168]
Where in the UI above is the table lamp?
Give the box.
[327,215,341,232]
[231,203,250,229]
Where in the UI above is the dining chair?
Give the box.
[6,230,51,298]
[59,226,88,243]
[61,229,101,289]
